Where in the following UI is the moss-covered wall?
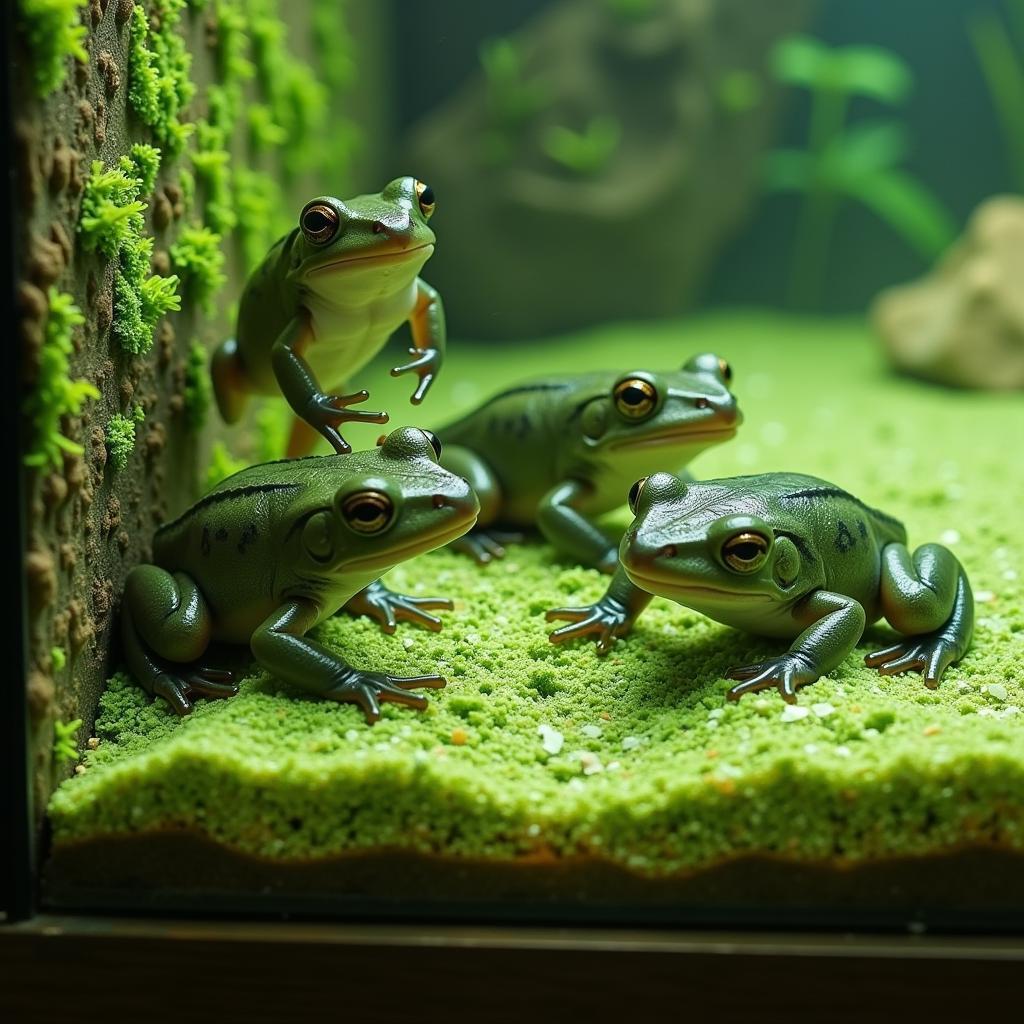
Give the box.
[13,0,379,825]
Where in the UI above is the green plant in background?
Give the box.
[766,35,956,308]
[204,441,247,491]
[23,290,99,470]
[51,646,67,670]
[105,405,145,472]
[171,225,226,310]
[717,69,763,116]
[53,718,82,764]
[602,0,657,21]
[18,0,88,96]
[543,116,622,176]
[969,0,1024,193]
[182,340,212,430]
[479,36,548,164]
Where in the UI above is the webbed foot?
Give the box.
[725,653,819,704]
[343,580,453,634]
[304,390,389,455]
[864,633,961,689]
[324,668,446,724]
[151,665,238,716]
[391,347,442,405]
[546,595,634,656]
[450,528,525,564]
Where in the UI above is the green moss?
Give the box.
[23,289,99,470]
[105,405,144,471]
[126,1,194,155]
[79,161,148,261]
[182,340,211,430]
[203,440,248,491]
[191,122,236,234]
[18,0,89,97]
[233,168,287,272]
[48,314,1024,870]
[119,143,162,196]
[170,224,226,310]
[51,646,67,671]
[53,718,82,765]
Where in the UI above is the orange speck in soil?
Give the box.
[706,749,719,759]
[923,724,942,736]
[450,728,468,746]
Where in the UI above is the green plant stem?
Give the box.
[788,85,849,308]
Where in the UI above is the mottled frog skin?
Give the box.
[436,353,741,572]
[122,429,478,723]
[212,177,445,457]
[549,471,973,701]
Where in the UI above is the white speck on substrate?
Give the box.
[835,745,852,758]
[607,761,621,771]
[811,702,836,718]
[538,723,564,755]
[863,727,880,739]
[580,752,604,775]
[978,707,994,717]
[345,729,359,742]
[581,724,603,739]
[708,707,724,719]
[803,743,819,755]
[780,705,809,722]
[956,680,972,691]
[985,683,1009,702]
[622,735,644,750]
[402,637,415,650]
[707,719,719,730]
[466,633,481,644]
[940,529,961,545]
[527,823,541,837]
[1003,569,1018,581]
[975,590,995,603]
[495,615,509,625]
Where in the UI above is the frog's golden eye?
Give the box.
[627,477,648,514]
[415,180,435,219]
[717,358,732,382]
[613,378,658,420]
[300,202,340,245]
[341,491,394,534]
[722,532,770,573]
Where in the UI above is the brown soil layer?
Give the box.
[44,830,1024,925]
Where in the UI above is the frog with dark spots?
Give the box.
[121,429,478,723]
[549,471,973,702]
[212,177,445,457]
[435,353,741,571]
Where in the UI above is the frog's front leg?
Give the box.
[251,599,445,723]
[547,566,654,655]
[864,543,973,688]
[272,310,388,456]
[392,278,445,404]
[726,590,866,703]
[440,443,522,563]
[538,480,618,572]
[122,566,238,715]
[342,579,453,634]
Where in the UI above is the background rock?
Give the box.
[872,195,1024,390]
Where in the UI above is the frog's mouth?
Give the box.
[609,425,737,451]
[623,565,775,604]
[309,243,434,274]
[343,516,477,573]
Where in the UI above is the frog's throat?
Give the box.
[307,243,433,275]
[623,565,776,604]
[342,517,477,574]
[608,425,738,451]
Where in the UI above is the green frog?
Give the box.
[435,353,741,571]
[212,177,444,457]
[122,428,478,723]
[548,471,973,700]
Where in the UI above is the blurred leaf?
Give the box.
[833,46,912,103]
[543,116,621,176]
[772,35,829,88]
[717,69,762,114]
[845,169,957,259]
[823,120,908,180]
[762,149,814,192]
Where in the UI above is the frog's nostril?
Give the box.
[660,544,677,559]
[372,221,387,235]
[695,397,710,410]
[432,494,446,509]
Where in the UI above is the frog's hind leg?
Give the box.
[865,543,974,688]
[212,338,252,425]
[438,444,519,563]
[122,566,237,715]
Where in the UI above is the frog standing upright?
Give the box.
[549,471,973,700]
[122,428,478,723]
[435,353,741,571]
[212,177,445,456]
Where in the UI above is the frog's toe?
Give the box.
[726,656,816,703]
[185,667,239,698]
[152,673,194,716]
[865,637,956,689]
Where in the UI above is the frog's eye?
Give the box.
[419,429,443,462]
[684,352,732,384]
[300,202,340,245]
[722,532,770,573]
[613,378,658,420]
[627,477,648,514]
[717,358,732,383]
[341,491,394,534]
[415,180,435,219]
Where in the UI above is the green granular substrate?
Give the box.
[48,312,1024,874]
